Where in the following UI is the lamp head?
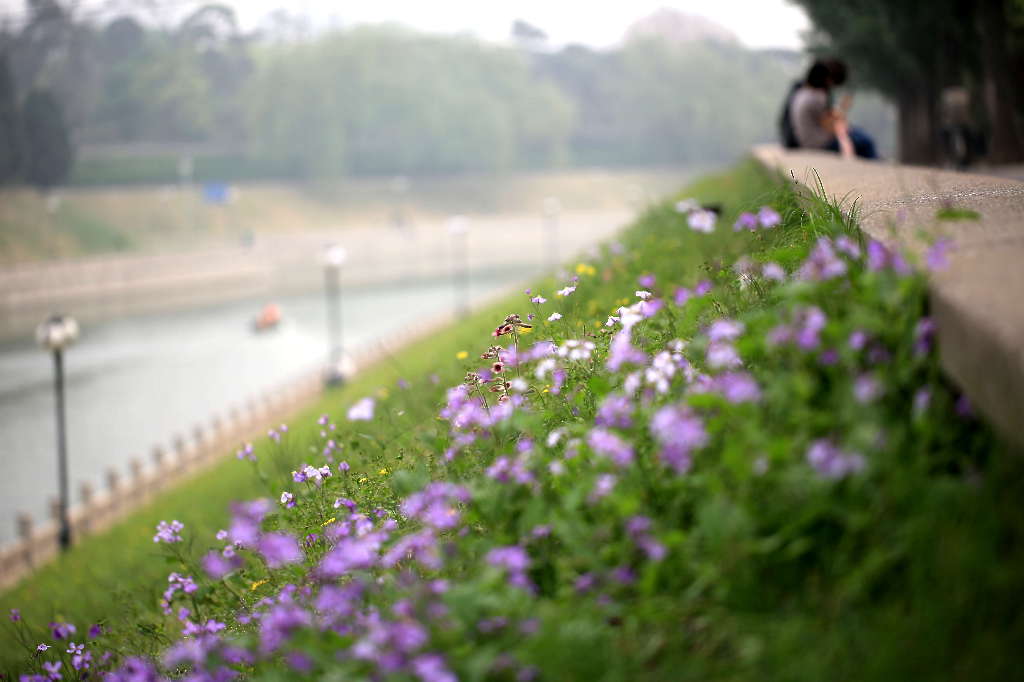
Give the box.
[36,315,79,352]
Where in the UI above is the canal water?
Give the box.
[0,270,529,544]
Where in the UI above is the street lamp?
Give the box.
[36,314,79,551]
[323,244,347,386]
[448,215,470,317]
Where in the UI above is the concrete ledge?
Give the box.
[753,145,1024,446]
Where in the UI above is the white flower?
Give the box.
[687,209,717,233]
[675,198,700,213]
[556,285,576,297]
[280,491,294,506]
[557,339,595,361]
[605,315,620,327]
[347,397,375,421]
[509,377,528,393]
[546,429,566,447]
[635,290,652,300]
[548,312,562,322]
[535,358,556,380]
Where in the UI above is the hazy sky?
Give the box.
[1,0,811,49]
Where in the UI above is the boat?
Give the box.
[252,303,282,332]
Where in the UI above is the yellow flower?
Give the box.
[378,468,389,476]
[321,517,336,527]
[359,477,368,484]
[250,579,268,591]
[455,351,468,360]
[574,263,596,276]
[519,326,533,334]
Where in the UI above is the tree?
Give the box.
[22,89,73,187]
[0,52,21,182]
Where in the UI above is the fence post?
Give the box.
[77,481,94,538]
[129,458,146,505]
[16,513,33,568]
[106,468,121,520]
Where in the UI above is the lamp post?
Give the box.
[447,215,470,317]
[323,244,347,386]
[36,314,79,551]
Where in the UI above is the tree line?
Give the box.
[0,2,815,185]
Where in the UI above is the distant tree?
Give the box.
[792,0,1024,163]
[511,20,547,47]
[22,89,73,187]
[0,52,21,182]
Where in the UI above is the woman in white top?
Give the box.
[788,59,877,160]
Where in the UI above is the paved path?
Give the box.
[754,145,1024,446]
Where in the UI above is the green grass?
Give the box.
[7,158,1018,681]
[0,161,773,665]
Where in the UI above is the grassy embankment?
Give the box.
[5,159,1022,681]
[0,168,696,264]
[0,161,767,665]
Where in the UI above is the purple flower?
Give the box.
[50,622,76,640]
[806,439,866,479]
[607,330,647,372]
[914,317,935,356]
[589,474,617,503]
[87,624,102,639]
[955,394,973,417]
[202,550,242,579]
[688,209,717,233]
[848,330,868,350]
[694,280,713,296]
[706,341,742,369]
[153,519,184,544]
[530,295,547,304]
[853,374,883,403]
[37,643,49,652]
[587,428,634,467]
[258,532,303,568]
[707,318,744,342]
[733,211,758,231]
[348,397,375,421]
[318,532,387,578]
[712,371,762,403]
[259,604,312,653]
[9,608,19,622]
[795,306,827,350]
[913,388,932,414]
[411,653,457,682]
[638,273,656,288]
[926,238,953,271]
[758,205,781,228]
[650,405,708,474]
[595,394,634,428]
[762,262,785,281]
[280,491,295,509]
[866,239,889,271]
[673,287,692,306]
[797,237,847,281]
[401,482,471,530]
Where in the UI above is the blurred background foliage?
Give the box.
[0,1,897,187]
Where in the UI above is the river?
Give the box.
[0,270,528,544]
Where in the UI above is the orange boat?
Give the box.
[253,303,281,332]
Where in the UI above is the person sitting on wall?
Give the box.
[785,58,877,160]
